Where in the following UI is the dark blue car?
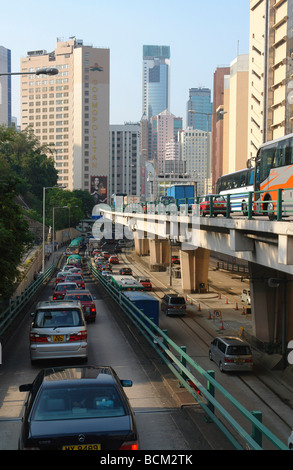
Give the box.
[18,365,138,450]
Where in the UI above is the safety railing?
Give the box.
[88,260,289,450]
[0,263,56,341]
[111,187,293,221]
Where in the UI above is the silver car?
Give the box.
[29,300,88,364]
[209,336,253,372]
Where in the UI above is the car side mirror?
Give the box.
[19,384,32,392]
[120,380,132,388]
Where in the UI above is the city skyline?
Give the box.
[2,0,250,127]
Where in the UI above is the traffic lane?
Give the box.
[86,274,214,450]
[0,268,213,450]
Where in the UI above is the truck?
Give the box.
[166,185,195,204]
[123,291,159,327]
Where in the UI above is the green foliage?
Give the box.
[0,177,33,299]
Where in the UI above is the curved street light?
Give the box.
[0,67,59,77]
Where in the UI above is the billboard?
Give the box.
[90,176,108,204]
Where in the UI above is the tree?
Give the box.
[0,177,33,300]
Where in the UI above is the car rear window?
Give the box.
[170,297,186,305]
[33,385,126,421]
[65,294,92,301]
[33,309,83,328]
[226,345,251,355]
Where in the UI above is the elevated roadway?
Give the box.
[99,207,293,358]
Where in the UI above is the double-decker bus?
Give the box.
[254,133,293,219]
[216,167,254,215]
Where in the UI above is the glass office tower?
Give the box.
[142,45,170,120]
[186,87,212,131]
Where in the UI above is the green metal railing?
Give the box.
[113,187,293,221]
[0,263,56,341]
[88,261,288,450]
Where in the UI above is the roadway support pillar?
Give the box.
[180,247,210,293]
[134,237,149,256]
[149,238,169,270]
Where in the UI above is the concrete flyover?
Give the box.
[98,206,293,354]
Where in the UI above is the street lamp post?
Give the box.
[42,185,65,273]
[0,67,59,77]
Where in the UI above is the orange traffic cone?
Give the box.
[235,302,239,310]
[197,303,201,312]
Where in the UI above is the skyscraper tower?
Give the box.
[142,45,170,120]
[186,87,212,131]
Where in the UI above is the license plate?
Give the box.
[53,335,65,342]
[236,358,243,364]
[62,444,101,450]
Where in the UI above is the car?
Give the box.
[66,267,83,275]
[64,290,96,322]
[241,288,251,305]
[199,195,226,216]
[53,282,79,300]
[209,336,253,372]
[171,255,180,265]
[64,274,85,289]
[62,265,77,273]
[137,277,152,291]
[18,365,138,450]
[119,267,133,276]
[101,271,111,281]
[29,300,88,364]
[288,429,293,449]
[109,255,119,264]
[55,271,68,285]
[161,294,186,315]
[102,251,111,260]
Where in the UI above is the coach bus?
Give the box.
[216,167,254,215]
[254,133,293,219]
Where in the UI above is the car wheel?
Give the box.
[219,361,225,372]
[209,350,213,361]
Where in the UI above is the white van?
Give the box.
[241,289,251,305]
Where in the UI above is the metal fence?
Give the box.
[88,260,288,450]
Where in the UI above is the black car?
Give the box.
[119,267,133,275]
[19,365,138,450]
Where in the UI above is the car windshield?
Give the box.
[170,297,185,304]
[32,385,126,421]
[226,345,251,355]
[66,275,83,281]
[33,309,83,328]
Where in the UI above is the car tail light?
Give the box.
[91,307,96,313]
[224,357,235,363]
[69,331,87,342]
[119,440,139,450]
[30,333,48,343]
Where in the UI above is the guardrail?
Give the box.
[112,187,293,221]
[0,263,56,342]
[88,260,288,450]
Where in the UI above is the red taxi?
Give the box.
[64,274,85,289]
[64,290,96,322]
[199,195,226,216]
[138,277,152,291]
[53,282,79,300]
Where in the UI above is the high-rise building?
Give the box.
[0,45,11,126]
[248,0,293,161]
[180,127,211,195]
[110,123,141,198]
[142,45,170,120]
[186,87,212,131]
[20,37,110,197]
[150,109,182,173]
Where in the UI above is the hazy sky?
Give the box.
[2,0,250,127]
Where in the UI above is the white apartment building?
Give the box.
[180,127,211,196]
[20,37,109,197]
[110,123,141,197]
